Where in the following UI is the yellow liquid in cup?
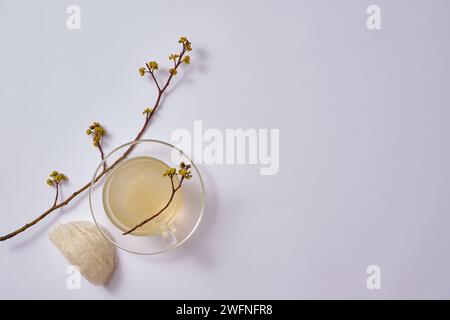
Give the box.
[102,156,183,236]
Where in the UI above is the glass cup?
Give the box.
[89,139,205,255]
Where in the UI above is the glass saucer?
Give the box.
[89,139,205,255]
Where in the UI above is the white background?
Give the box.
[1,0,450,299]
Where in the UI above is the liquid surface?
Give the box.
[102,156,183,236]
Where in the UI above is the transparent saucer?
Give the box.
[89,139,205,255]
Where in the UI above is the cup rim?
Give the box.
[88,139,206,255]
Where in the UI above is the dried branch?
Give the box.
[0,37,192,242]
[122,162,192,235]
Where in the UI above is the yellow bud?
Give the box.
[142,107,153,115]
[139,67,145,76]
[185,41,192,52]
[148,61,158,70]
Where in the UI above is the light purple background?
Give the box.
[1,0,450,299]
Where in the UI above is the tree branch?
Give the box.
[0,39,190,242]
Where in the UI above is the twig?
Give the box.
[0,39,191,242]
[146,63,161,92]
[52,182,59,207]
[122,176,185,235]
[97,141,107,171]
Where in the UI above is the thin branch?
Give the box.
[0,41,190,242]
[97,142,107,171]
[122,176,185,236]
[174,176,185,192]
[170,175,175,191]
[146,63,161,92]
[52,183,59,207]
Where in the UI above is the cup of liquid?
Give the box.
[89,139,205,255]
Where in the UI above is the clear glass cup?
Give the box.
[89,139,205,255]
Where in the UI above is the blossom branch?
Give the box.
[122,162,192,236]
[0,37,192,242]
